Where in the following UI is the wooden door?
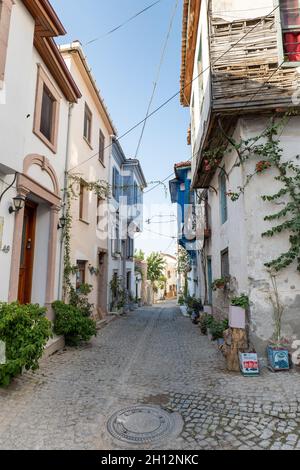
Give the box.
[18,201,37,304]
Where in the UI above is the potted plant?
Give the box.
[211,277,228,291]
[229,294,249,329]
[177,295,187,316]
[184,295,194,316]
[208,318,229,342]
[190,297,203,324]
[191,297,203,314]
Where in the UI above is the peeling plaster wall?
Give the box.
[206,116,300,352]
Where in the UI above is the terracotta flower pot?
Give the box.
[229,305,246,329]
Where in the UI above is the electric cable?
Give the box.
[134,0,179,158]
[85,0,164,46]
[68,5,280,173]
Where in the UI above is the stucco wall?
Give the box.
[0,0,69,305]
[211,0,274,21]
[205,116,300,352]
[62,51,112,317]
[190,0,211,176]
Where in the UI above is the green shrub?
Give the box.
[199,313,214,335]
[191,297,203,313]
[231,294,250,309]
[0,303,52,387]
[185,295,203,314]
[209,318,229,341]
[178,295,185,306]
[199,314,228,340]
[52,301,97,346]
[69,283,94,317]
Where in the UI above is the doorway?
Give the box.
[18,200,37,304]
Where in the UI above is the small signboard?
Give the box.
[239,352,260,376]
[267,346,289,372]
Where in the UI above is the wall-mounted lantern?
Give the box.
[8,195,26,214]
[57,216,66,230]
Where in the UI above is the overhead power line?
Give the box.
[135,0,179,158]
[68,4,280,174]
[143,227,177,239]
[85,0,163,46]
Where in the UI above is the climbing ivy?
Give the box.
[63,174,110,299]
[203,114,300,272]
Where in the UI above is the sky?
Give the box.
[51,0,190,256]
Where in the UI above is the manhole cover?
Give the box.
[107,405,182,445]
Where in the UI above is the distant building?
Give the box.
[169,162,201,298]
[154,253,178,302]
[108,139,147,311]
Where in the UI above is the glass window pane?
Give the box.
[40,85,54,141]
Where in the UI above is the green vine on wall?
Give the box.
[203,114,300,272]
[63,174,110,299]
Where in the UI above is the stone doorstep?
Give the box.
[96,314,118,331]
[43,335,65,359]
[42,315,117,359]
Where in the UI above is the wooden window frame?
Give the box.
[112,167,120,202]
[78,180,89,224]
[99,129,105,165]
[76,260,86,291]
[83,103,93,146]
[33,64,61,153]
[275,0,300,67]
[221,248,230,278]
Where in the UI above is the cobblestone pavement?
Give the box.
[1,302,300,450]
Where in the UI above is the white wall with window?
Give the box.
[0,0,77,306]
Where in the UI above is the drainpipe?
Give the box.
[106,135,115,311]
[57,102,74,300]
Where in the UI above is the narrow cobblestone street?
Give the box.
[1,302,300,450]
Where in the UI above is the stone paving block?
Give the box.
[1,303,300,450]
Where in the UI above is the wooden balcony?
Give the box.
[210,16,300,113]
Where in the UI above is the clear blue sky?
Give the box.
[52,0,190,255]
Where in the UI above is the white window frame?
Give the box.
[275,0,300,67]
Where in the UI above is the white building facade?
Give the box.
[60,41,116,319]
[0,0,80,319]
[181,0,300,352]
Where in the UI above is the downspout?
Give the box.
[107,134,115,311]
[57,102,74,300]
